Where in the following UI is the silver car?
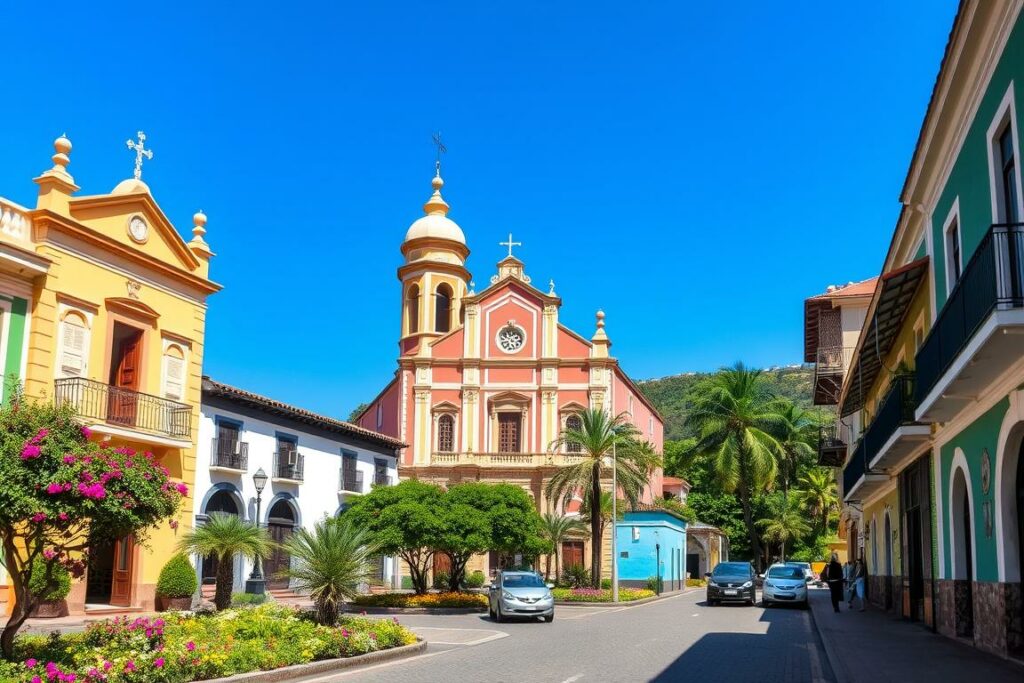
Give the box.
[488,571,555,623]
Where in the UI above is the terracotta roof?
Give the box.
[661,476,690,487]
[201,377,406,451]
[806,278,879,301]
[803,277,878,362]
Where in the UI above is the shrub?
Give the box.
[232,591,272,606]
[551,587,654,603]
[27,557,71,602]
[352,591,488,609]
[157,553,198,598]
[432,571,450,590]
[464,570,486,589]
[600,578,611,589]
[686,578,707,587]
[645,576,660,592]
[561,564,590,588]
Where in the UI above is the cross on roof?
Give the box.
[126,131,153,180]
[432,131,446,176]
[499,232,522,258]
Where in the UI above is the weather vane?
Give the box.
[126,131,153,180]
[432,131,447,176]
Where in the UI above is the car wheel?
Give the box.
[763,599,771,608]
[544,614,554,623]
[801,600,810,610]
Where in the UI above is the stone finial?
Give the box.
[188,209,213,258]
[423,174,450,216]
[468,280,476,296]
[34,133,80,207]
[596,309,606,330]
[548,279,556,296]
[591,309,610,354]
[52,134,72,172]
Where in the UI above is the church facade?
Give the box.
[356,170,664,578]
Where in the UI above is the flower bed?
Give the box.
[351,592,488,609]
[0,604,416,682]
[551,588,655,603]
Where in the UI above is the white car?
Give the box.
[784,561,815,582]
[761,563,809,608]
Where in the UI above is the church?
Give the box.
[356,166,664,578]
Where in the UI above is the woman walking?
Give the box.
[850,558,867,611]
[825,552,845,613]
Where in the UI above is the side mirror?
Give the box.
[546,583,555,589]
[704,572,712,578]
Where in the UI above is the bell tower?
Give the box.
[398,171,471,355]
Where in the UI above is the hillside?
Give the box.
[637,365,815,440]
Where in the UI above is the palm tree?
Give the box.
[178,513,273,611]
[278,516,378,625]
[757,496,811,562]
[774,400,818,502]
[797,469,839,533]
[540,513,587,581]
[687,363,784,568]
[545,409,656,588]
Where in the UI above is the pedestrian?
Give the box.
[843,558,854,608]
[851,558,867,611]
[825,552,844,613]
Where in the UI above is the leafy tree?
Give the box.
[347,402,370,422]
[796,469,839,534]
[545,409,657,588]
[343,480,444,594]
[540,513,586,581]
[773,400,818,502]
[687,363,783,569]
[757,494,811,562]
[279,515,378,625]
[0,396,186,657]
[652,496,697,523]
[178,512,272,611]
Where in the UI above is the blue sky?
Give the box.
[1,1,957,418]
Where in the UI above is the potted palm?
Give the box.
[156,553,198,611]
[27,558,71,618]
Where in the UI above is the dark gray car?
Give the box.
[705,561,757,606]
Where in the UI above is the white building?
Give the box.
[194,377,404,593]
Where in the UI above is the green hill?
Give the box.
[637,365,815,441]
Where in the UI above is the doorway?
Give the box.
[201,491,240,584]
[1014,439,1024,658]
[265,500,296,590]
[86,534,134,606]
[108,323,144,427]
[951,467,974,638]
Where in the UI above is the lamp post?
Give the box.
[654,529,661,596]
[245,467,268,595]
[611,441,618,603]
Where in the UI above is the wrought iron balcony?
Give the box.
[863,374,928,470]
[210,438,248,471]
[54,377,191,440]
[813,346,854,405]
[339,468,364,493]
[916,223,1024,420]
[273,447,304,482]
[817,423,846,467]
[428,452,587,467]
[842,438,867,501]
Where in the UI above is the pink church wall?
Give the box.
[558,366,589,384]
[556,327,592,358]
[357,377,400,439]
[486,367,534,384]
[483,294,541,359]
[431,329,464,358]
[433,365,462,383]
[558,390,589,408]
[612,368,664,504]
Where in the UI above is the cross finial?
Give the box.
[431,131,447,177]
[126,131,153,180]
[499,232,522,258]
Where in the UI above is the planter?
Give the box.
[157,596,193,611]
[29,599,68,618]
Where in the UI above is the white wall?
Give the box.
[193,403,400,593]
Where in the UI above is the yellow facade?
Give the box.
[9,135,220,614]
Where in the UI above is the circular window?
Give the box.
[496,322,526,354]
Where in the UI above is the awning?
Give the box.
[839,257,929,417]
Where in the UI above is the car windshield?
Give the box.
[785,562,810,569]
[502,574,546,588]
[712,563,750,576]
[768,566,806,580]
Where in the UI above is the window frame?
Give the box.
[436,413,456,452]
[986,83,1024,225]
[942,198,963,296]
[56,309,92,379]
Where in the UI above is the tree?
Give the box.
[796,469,839,534]
[279,515,378,625]
[0,396,186,657]
[178,512,272,611]
[343,480,444,594]
[773,400,818,502]
[757,495,811,562]
[545,409,657,588]
[348,403,370,422]
[437,482,547,591]
[687,363,784,569]
[540,513,586,581]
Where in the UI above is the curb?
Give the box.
[353,606,486,615]
[204,639,427,682]
[554,587,691,607]
[805,593,847,683]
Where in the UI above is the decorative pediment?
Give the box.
[431,400,460,414]
[488,390,531,411]
[559,401,587,414]
[105,297,160,322]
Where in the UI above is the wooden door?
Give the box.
[217,422,241,468]
[498,413,521,453]
[108,326,143,426]
[110,536,134,606]
[265,522,293,589]
[562,541,584,570]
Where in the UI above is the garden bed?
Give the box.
[1,604,417,682]
[350,592,488,610]
[552,588,656,603]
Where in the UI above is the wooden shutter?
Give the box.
[498,413,521,453]
[437,414,454,452]
[164,353,185,400]
[60,319,87,377]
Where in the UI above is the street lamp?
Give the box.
[654,529,661,596]
[245,467,269,595]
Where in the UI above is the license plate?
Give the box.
[724,589,738,595]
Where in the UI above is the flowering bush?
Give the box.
[0,397,187,656]
[0,604,417,682]
[352,591,488,609]
[551,587,655,602]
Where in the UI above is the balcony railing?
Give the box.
[374,473,393,486]
[429,452,587,467]
[340,468,364,493]
[273,447,304,481]
[817,423,846,467]
[916,223,1024,405]
[55,377,191,440]
[210,439,248,471]
[843,438,867,500]
[813,346,854,405]
[865,375,917,461]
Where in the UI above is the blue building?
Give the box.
[614,505,687,591]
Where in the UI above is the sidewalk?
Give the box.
[807,587,1022,683]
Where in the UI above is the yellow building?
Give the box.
[5,134,220,614]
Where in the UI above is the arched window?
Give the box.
[58,312,90,378]
[435,283,452,333]
[407,284,420,334]
[162,344,186,401]
[565,414,582,453]
[437,414,454,452]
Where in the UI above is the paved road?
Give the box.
[295,589,833,683]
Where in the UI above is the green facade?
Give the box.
[0,293,28,405]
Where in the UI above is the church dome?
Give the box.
[403,174,465,245]
[111,178,151,195]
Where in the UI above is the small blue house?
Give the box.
[614,505,687,591]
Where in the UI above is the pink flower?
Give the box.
[21,444,41,459]
[80,425,92,438]
[62,454,76,464]
[25,658,37,668]
[154,657,164,669]
[103,661,111,671]
[30,512,46,523]
[34,428,49,441]
[124,660,135,672]
[43,549,56,560]
[46,483,63,495]
[58,512,68,521]
[77,482,106,500]
[31,677,41,683]
[175,483,189,496]
[169,519,179,530]
[186,640,196,651]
